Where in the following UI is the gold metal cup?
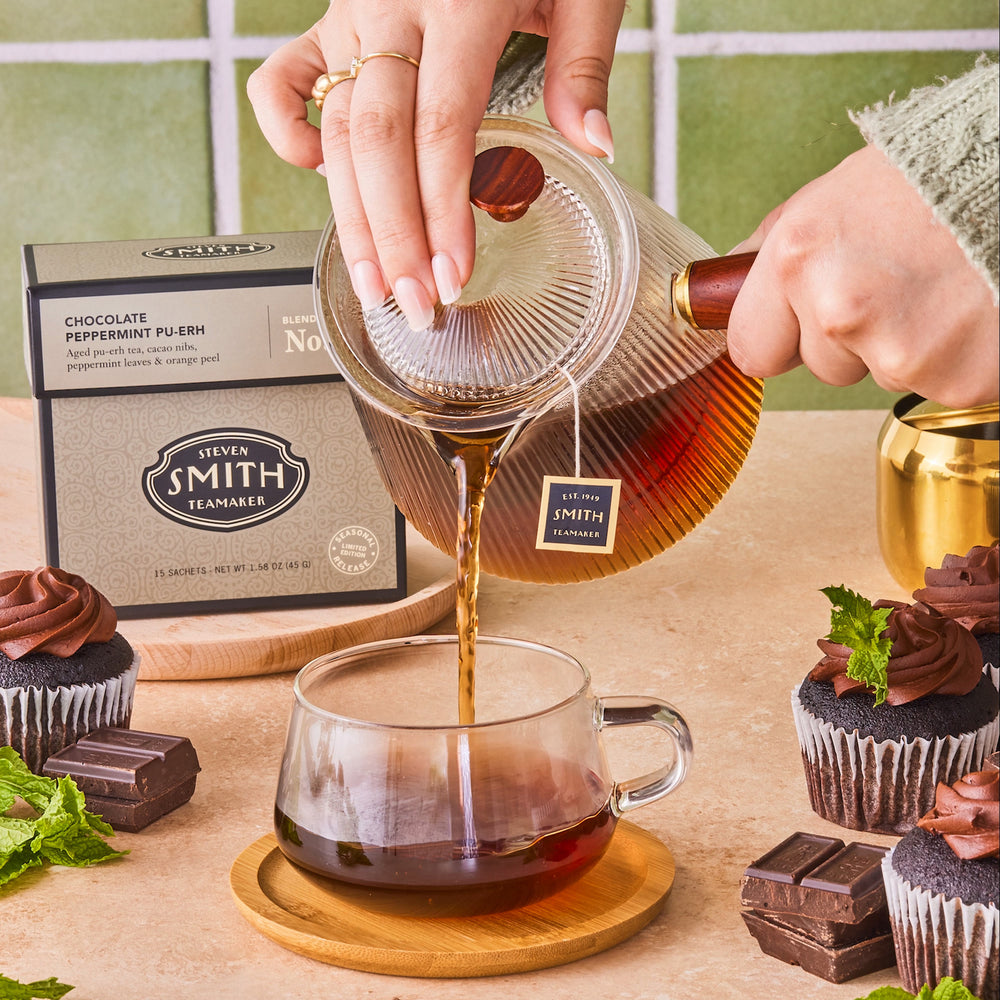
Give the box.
[876,394,999,592]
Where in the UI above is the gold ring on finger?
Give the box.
[312,52,419,112]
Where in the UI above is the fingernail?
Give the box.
[583,108,615,164]
[394,276,436,331]
[351,260,387,311]
[316,162,327,177]
[431,252,462,305]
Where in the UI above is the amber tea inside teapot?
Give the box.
[315,116,762,586]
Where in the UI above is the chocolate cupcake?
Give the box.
[0,567,139,773]
[792,588,999,834]
[883,769,999,998]
[915,542,999,693]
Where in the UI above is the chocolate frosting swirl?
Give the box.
[913,542,999,635]
[917,770,1000,861]
[0,567,117,660]
[810,599,983,705]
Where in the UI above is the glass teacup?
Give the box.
[274,635,692,915]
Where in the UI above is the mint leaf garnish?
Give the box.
[822,585,893,706]
[929,979,981,1000]
[0,747,56,814]
[853,979,981,1000]
[0,974,74,999]
[34,777,125,869]
[0,748,127,887]
[0,816,43,884]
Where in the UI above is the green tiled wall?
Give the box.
[0,4,995,412]
[677,0,998,33]
[234,1,324,37]
[0,2,206,41]
[232,1,653,36]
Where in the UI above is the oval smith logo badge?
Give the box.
[142,429,309,532]
[142,241,274,260]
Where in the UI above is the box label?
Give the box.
[36,284,336,392]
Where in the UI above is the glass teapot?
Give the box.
[315,116,762,585]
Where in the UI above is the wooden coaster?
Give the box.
[230,823,675,978]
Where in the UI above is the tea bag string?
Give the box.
[556,364,582,479]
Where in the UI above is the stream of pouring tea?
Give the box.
[433,432,505,725]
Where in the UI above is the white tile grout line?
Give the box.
[0,24,995,231]
[2,27,993,61]
[206,0,241,235]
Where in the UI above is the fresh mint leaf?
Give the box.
[930,978,981,1000]
[0,747,56,814]
[0,973,73,999]
[0,817,42,886]
[0,749,126,886]
[852,980,981,1000]
[0,817,36,853]
[821,585,893,705]
[0,847,44,886]
[33,777,126,869]
[853,987,916,1000]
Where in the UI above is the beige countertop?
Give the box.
[2,400,914,999]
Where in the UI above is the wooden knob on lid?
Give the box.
[470,145,545,222]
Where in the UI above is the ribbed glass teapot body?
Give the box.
[336,182,762,584]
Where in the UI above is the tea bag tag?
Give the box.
[535,476,621,554]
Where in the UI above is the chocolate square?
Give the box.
[741,910,896,984]
[741,832,889,922]
[43,726,200,831]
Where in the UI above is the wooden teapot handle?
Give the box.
[671,251,758,330]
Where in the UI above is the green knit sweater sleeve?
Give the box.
[488,32,546,115]
[850,58,999,301]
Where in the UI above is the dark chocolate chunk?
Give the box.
[43,727,200,831]
[800,842,888,897]
[80,776,198,834]
[741,910,896,984]
[752,906,890,949]
[743,831,843,884]
[741,832,889,922]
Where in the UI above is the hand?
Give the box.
[247,0,624,329]
[727,145,1000,408]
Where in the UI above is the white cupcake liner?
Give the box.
[791,683,1000,834]
[1,653,140,773]
[882,847,999,998]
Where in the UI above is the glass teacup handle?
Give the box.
[671,250,758,331]
[598,697,694,813]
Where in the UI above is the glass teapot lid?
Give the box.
[315,116,640,433]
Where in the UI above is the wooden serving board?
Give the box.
[0,397,456,680]
[229,824,675,978]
